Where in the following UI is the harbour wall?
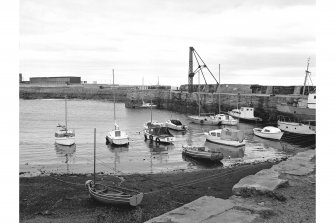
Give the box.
[19,84,129,102]
[125,89,315,122]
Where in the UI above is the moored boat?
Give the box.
[277,116,315,135]
[85,180,143,206]
[55,97,75,146]
[106,70,129,146]
[228,107,262,122]
[253,126,284,140]
[214,114,239,125]
[204,128,246,147]
[165,119,187,131]
[140,101,157,108]
[144,126,175,144]
[182,145,224,162]
[188,113,222,125]
[86,128,143,207]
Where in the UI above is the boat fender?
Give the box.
[144,134,147,140]
[156,138,160,143]
[200,120,204,124]
[149,135,153,141]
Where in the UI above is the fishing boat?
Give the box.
[139,101,157,108]
[165,119,187,131]
[55,97,75,146]
[253,126,284,140]
[106,70,129,146]
[144,121,164,130]
[204,128,246,147]
[228,107,262,122]
[86,129,143,206]
[214,114,239,126]
[277,116,315,135]
[182,145,224,162]
[144,126,175,144]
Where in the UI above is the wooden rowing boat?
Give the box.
[182,145,224,162]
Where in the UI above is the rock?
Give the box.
[232,169,289,198]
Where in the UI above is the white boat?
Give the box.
[140,101,157,108]
[106,124,129,146]
[182,145,224,162]
[165,119,187,131]
[55,97,75,146]
[277,116,315,135]
[144,126,175,144]
[253,126,284,140]
[228,107,262,122]
[214,114,239,126]
[204,128,246,147]
[188,72,221,125]
[188,113,222,125]
[144,120,164,130]
[106,69,129,146]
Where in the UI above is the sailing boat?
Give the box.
[214,64,239,126]
[106,70,129,146]
[86,128,143,206]
[55,96,75,146]
[188,72,221,125]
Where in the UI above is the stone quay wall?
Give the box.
[125,89,311,123]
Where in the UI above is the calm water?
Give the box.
[19,99,313,176]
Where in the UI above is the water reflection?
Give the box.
[106,143,129,172]
[54,143,76,173]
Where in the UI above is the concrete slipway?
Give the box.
[146,150,315,223]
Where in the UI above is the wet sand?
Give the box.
[20,162,275,223]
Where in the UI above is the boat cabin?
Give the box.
[170,120,183,126]
[307,93,316,109]
[209,128,244,142]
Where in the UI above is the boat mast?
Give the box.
[303,57,311,96]
[218,64,221,114]
[113,69,116,130]
[94,128,96,184]
[65,96,68,132]
[150,99,153,123]
[198,71,201,116]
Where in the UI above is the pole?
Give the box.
[198,71,201,116]
[113,69,116,129]
[218,64,221,114]
[93,128,96,184]
[150,99,153,123]
[65,96,68,132]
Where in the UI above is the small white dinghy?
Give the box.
[253,126,284,140]
[204,128,246,147]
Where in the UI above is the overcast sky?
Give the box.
[20,0,315,86]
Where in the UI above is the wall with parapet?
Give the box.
[125,89,313,123]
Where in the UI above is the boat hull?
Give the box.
[253,128,284,140]
[227,112,262,123]
[85,180,143,206]
[182,147,223,162]
[188,116,221,125]
[204,133,246,147]
[55,137,75,146]
[144,131,175,144]
[106,136,129,146]
[277,121,315,135]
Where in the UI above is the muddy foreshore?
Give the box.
[20,161,276,223]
